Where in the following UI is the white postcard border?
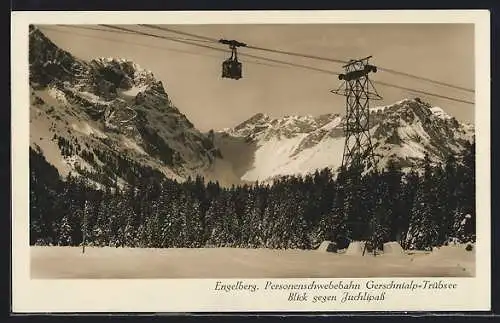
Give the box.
[11,10,491,313]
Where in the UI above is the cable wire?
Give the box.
[100,24,342,74]
[94,24,475,105]
[139,24,218,42]
[375,81,474,105]
[57,24,215,44]
[44,26,286,69]
[141,24,474,93]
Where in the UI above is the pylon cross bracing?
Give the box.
[331,56,382,171]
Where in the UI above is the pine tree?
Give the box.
[248,191,265,247]
[94,197,111,246]
[431,154,459,243]
[204,198,219,246]
[368,171,390,251]
[121,186,138,247]
[455,141,475,242]
[122,206,137,247]
[223,192,240,247]
[185,197,204,247]
[383,160,404,241]
[341,165,366,241]
[81,199,90,252]
[30,186,42,245]
[406,178,439,250]
[160,199,176,248]
[58,215,72,246]
[143,198,160,247]
[261,197,276,248]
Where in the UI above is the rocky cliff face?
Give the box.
[29,26,221,186]
[29,25,474,187]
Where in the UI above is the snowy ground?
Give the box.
[30,245,475,279]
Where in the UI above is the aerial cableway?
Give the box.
[138,24,474,95]
[47,24,475,257]
[65,24,476,106]
[219,39,247,80]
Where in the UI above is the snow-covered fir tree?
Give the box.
[29,140,475,251]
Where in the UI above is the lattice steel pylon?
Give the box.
[331,56,382,172]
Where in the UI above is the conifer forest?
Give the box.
[29,141,475,251]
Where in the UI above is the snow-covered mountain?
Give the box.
[216,98,474,182]
[29,25,475,187]
[29,26,222,186]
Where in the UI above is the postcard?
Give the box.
[11,9,490,313]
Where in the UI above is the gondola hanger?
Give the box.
[219,39,247,80]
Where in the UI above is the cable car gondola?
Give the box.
[219,39,247,80]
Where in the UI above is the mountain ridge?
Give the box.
[215,98,474,182]
[29,25,475,188]
[29,26,222,187]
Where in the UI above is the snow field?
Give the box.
[71,122,108,139]
[122,136,147,155]
[242,135,345,182]
[118,85,149,98]
[31,246,474,279]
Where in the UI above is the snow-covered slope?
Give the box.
[220,113,343,181]
[29,26,221,185]
[217,98,474,182]
[29,26,475,187]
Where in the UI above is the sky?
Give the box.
[38,24,475,132]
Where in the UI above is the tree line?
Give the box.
[29,142,475,250]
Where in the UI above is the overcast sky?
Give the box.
[38,24,474,132]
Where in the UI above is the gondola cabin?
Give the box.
[222,59,242,80]
[219,38,247,80]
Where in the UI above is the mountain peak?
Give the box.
[93,57,153,76]
[30,27,90,89]
[30,28,221,187]
[228,112,343,140]
[243,112,270,124]
[90,57,160,90]
[430,106,453,120]
[216,98,474,182]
